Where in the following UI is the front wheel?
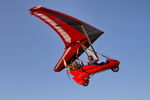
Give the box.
[111,66,119,72]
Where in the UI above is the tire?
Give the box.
[83,77,89,86]
[111,66,119,72]
[83,82,89,86]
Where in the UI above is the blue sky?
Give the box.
[0,0,150,100]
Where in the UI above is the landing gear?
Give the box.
[82,77,89,86]
[83,82,89,86]
[111,66,119,72]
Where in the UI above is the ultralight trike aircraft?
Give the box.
[29,6,120,86]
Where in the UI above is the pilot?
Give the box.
[69,60,81,70]
[88,55,99,65]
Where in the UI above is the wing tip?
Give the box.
[30,6,42,11]
[54,67,62,72]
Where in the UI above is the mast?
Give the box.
[81,25,99,59]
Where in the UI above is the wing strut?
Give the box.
[81,25,99,59]
[80,43,89,57]
[81,44,97,59]
[63,59,70,80]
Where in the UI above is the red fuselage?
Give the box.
[70,59,120,85]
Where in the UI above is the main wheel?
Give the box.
[111,66,119,72]
[83,77,89,86]
[83,82,89,86]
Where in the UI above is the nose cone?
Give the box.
[107,58,120,65]
[114,59,120,65]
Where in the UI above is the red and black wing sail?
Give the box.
[30,6,104,72]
